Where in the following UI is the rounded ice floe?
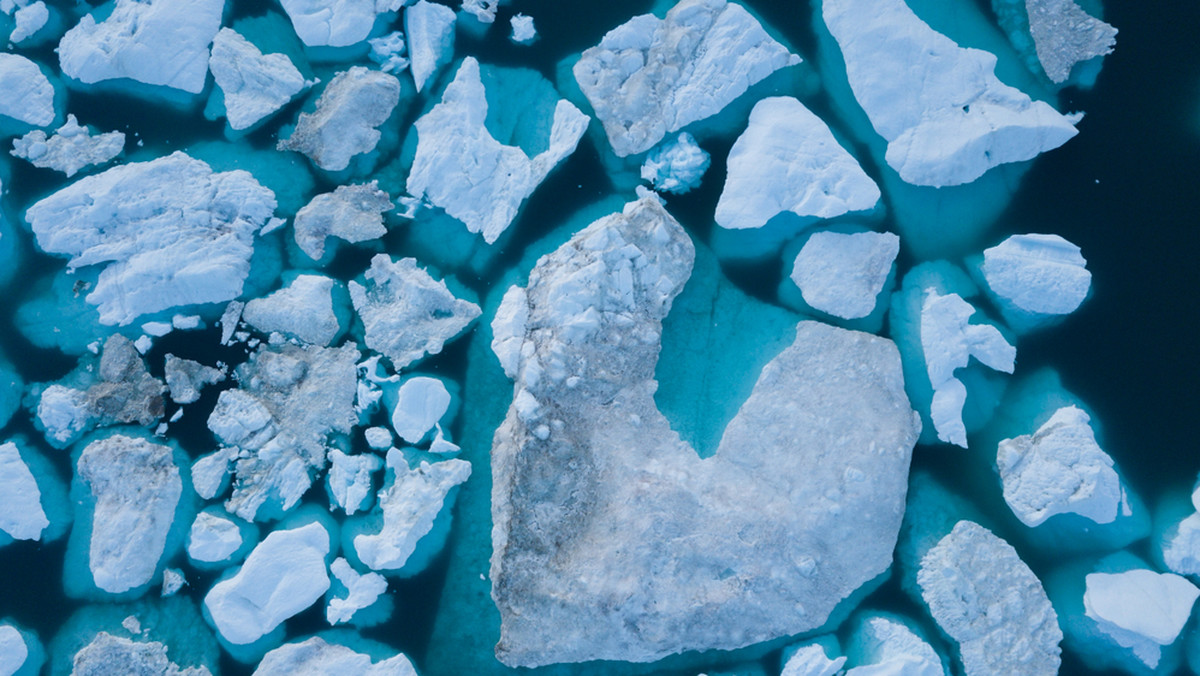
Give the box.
[349,254,481,370]
[387,377,451,444]
[822,0,1079,186]
[278,67,401,172]
[715,97,880,230]
[997,405,1122,527]
[921,289,1015,448]
[0,53,55,127]
[364,426,393,450]
[204,521,332,646]
[187,510,246,565]
[25,152,277,326]
[640,132,710,195]
[978,233,1091,330]
[509,13,536,44]
[406,0,456,92]
[407,57,588,244]
[252,635,417,675]
[9,115,124,177]
[1083,568,1200,669]
[209,28,314,131]
[790,231,900,321]
[918,521,1062,675]
[293,182,392,261]
[0,441,48,542]
[242,275,343,346]
[279,0,383,48]
[572,0,800,157]
[58,0,224,94]
[0,622,34,676]
[72,434,184,596]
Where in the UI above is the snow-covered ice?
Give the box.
[573,0,800,157]
[327,449,381,515]
[25,152,277,326]
[164,355,224,405]
[1083,568,1200,669]
[8,1,48,44]
[997,405,1122,527]
[790,231,899,321]
[209,28,314,131]
[187,511,245,564]
[843,613,944,675]
[979,233,1091,326]
[405,0,455,93]
[243,275,342,346]
[822,0,1079,186]
[407,57,588,244]
[510,14,536,44]
[293,182,392,260]
[0,53,54,127]
[368,32,409,74]
[278,0,382,48]
[278,67,401,172]
[715,97,879,230]
[0,624,29,676]
[71,632,210,676]
[0,441,48,541]
[10,115,124,177]
[252,636,417,676]
[388,377,450,444]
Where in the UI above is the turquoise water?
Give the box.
[1,0,1199,674]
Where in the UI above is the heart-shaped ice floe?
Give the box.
[489,196,922,666]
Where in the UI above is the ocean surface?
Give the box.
[1,0,1199,675]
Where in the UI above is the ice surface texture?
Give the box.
[0,53,54,127]
[490,196,921,665]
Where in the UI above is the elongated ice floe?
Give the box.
[58,0,224,94]
[0,53,54,127]
[349,254,481,370]
[75,434,183,595]
[293,182,392,260]
[204,521,331,646]
[25,152,277,326]
[1026,0,1118,83]
[978,233,1091,331]
[10,115,124,177]
[997,405,1122,527]
[210,28,314,131]
[573,0,799,157]
[790,231,900,321]
[921,290,1015,447]
[822,0,1078,186]
[1083,568,1200,669]
[490,195,921,666]
[253,636,417,675]
[243,275,342,346]
[716,97,880,230]
[0,441,48,542]
[278,67,401,172]
[407,57,588,244]
[919,521,1062,674]
[405,0,456,92]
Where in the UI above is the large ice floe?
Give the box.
[58,0,224,94]
[822,0,1079,186]
[489,195,921,665]
[572,0,800,157]
[25,152,277,326]
[407,57,588,244]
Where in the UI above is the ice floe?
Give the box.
[293,182,392,261]
[0,441,48,541]
[790,230,899,321]
[243,274,344,347]
[252,636,417,675]
[209,28,315,131]
[0,53,54,127]
[10,115,123,177]
[405,0,455,93]
[278,67,401,172]
[976,233,1091,332]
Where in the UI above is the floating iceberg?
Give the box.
[71,631,210,676]
[278,67,401,172]
[822,0,1078,186]
[1084,568,1200,670]
[789,230,900,321]
[0,621,41,676]
[186,509,249,567]
[0,53,54,127]
[976,233,1092,332]
[405,0,455,93]
[780,638,845,676]
[278,0,386,48]
[490,196,920,666]
[58,0,223,94]
[716,97,879,230]
[7,1,48,44]
[253,636,417,675]
[163,355,224,405]
[843,613,945,675]
[918,520,1062,674]
[209,28,314,131]
[387,376,451,444]
[326,558,388,625]
[243,274,344,346]
[293,182,392,261]
[10,115,124,177]
[349,255,481,371]
[327,449,381,516]
[572,0,799,157]
[407,57,588,244]
[26,152,277,326]
[510,14,536,44]
[0,441,48,542]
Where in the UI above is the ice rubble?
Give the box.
[58,0,223,94]
[0,53,54,127]
[715,97,880,230]
[278,67,401,172]
[26,152,277,326]
[73,434,184,596]
[204,521,331,646]
[572,0,800,157]
[0,441,48,541]
[790,231,900,321]
[490,196,920,666]
[1025,0,1118,83]
[349,254,481,370]
[1083,568,1199,669]
[207,341,359,521]
[209,28,314,132]
[406,0,455,93]
[918,521,1062,674]
[10,115,123,177]
[253,636,417,676]
[407,57,588,244]
[640,132,710,194]
[72,631,211,676]
[997,405,1123,527]
[822,0,1078,186]
[164,355,224,405]
[293,182,392,261]
[243,275,343,346]
[976,233,1092,331]
[920,289,1016,447]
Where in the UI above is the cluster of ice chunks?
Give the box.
[0,0,1172,674]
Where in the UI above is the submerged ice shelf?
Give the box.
[1,0,1189,675]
